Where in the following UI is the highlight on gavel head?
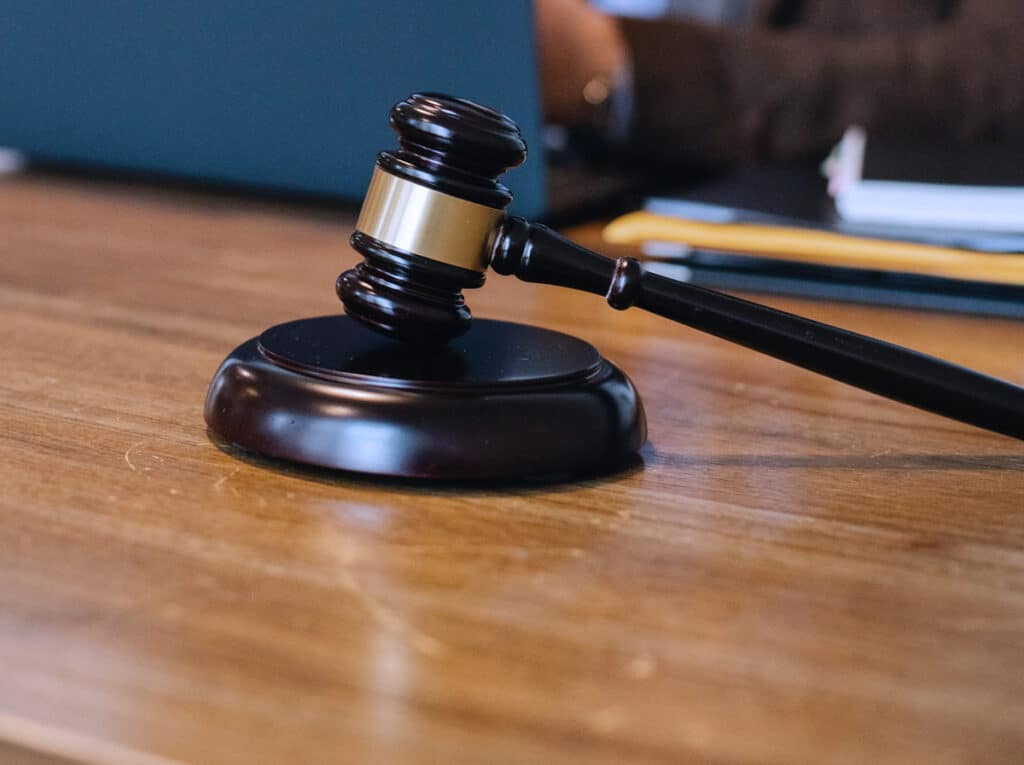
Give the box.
[337,93,527,345]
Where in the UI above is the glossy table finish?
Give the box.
[2,172,1023,764]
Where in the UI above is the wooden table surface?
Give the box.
[2,170,1023,765]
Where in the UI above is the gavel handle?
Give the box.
[490,217,1024,440]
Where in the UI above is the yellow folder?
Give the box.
[602,211,1024,287]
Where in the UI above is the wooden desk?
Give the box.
[2,172,1023,765]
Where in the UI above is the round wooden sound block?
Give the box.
[205,316,646,480]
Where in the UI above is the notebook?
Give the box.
[826,127,1024,233]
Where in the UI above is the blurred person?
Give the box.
[536,0,1024,168]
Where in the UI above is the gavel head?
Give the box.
[337,93,528,345]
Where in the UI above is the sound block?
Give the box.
[205,315,646,480]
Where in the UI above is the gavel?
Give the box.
[337,93,1024,441]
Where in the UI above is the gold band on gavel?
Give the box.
[354,166,506,272]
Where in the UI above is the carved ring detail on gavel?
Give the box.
[337,93,1024,441]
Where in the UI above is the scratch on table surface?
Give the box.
[124,440,144,472]
[23,498,449,660]
[338,569,447,658]
[212,467,241,491]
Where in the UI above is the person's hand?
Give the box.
[535,0,628,128]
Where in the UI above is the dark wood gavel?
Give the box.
[337,93,1024,441]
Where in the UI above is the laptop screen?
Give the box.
[0,1,547,217]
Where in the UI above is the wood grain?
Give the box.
[1,171,1023,765]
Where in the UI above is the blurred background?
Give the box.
[2,0,1023,314]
